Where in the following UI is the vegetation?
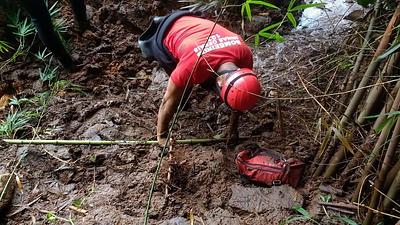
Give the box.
[241,0,324,44]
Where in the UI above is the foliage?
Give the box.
[0,92,50,138]
[241,0,325,45]
[319,194,332,202]
[0,40,13,58]
[334,216,359,225]
[364,111,400,133]
[46,212,58,223]
[35,48,52,62]
[357,0,376,7]
[280,205,320,225]
[0,110,31,138]
[39,64,59,84]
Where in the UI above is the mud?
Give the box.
[0,0,357,224]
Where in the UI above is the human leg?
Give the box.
[20,0,73,68]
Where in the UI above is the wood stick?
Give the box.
[318,202,358,210]
[326,206,355,215]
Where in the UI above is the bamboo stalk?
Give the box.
[323,53,400,178]
[340,3,400,127]
[2,137,253,145]
[363,117,400,225]
[383,166,400,212]
[384,160,400,191]
[352,86,400,202]
[337,0,381,114]
[342,79,400,177]
[358,53,400,124]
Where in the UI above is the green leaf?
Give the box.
[281,216,308,225]
[334,216,359,225]
[363,111,400,119]
[249,0,280,10]
[288,0,297,10]
[377,42,400,61]
[357,0,376,7]
[255,34,260,46]
[287,12,297,28]
[243,2,252,21]
[0,40,12,54]
[259,22,281,33]
[290,3,325,12]
[241,2,246,18]
[273,32,285,42]
[292,205,311,218]
[375,116,397,133]
[258,31,285,42]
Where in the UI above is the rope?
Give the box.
[143,3,228,224]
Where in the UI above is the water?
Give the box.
[297,0,364,34]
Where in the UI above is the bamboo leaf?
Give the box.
[377,42,400,61]
[248,0,280,10]
[290,3,325,12]
[334,216,359,225]
[365,111,400,119]
[375,116,396,133]
[292,205,311,218]
[244,2,252,21]
[259,22,281,33]
[255,34,260,46]
[241,2,246,18]
[288,0,297,10]
[332,127,353,154]
[258,31,285,42]
[281,216,308,225]
[287,12,297,28]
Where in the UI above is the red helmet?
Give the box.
[220,68,261,111]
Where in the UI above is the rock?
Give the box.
[228,184,304,213]
[80,124,107,140]
[42,145,71,160]
[0,173,15,212]
[204,208,240,225]
[149,68,168,91]
[160,217,189,225]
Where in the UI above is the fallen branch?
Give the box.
[318,202,358,210]
[325,206,355,215]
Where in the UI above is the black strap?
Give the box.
[223,73,256,108]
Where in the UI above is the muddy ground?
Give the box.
[0,0,358,224]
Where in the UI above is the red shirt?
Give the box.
[163,16,253,88]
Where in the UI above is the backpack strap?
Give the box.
[138,10,201,74]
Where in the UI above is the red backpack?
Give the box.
[236,148,305,187]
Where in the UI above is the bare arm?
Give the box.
[157,79,184,143]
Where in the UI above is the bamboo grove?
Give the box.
[312,1,400,224]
